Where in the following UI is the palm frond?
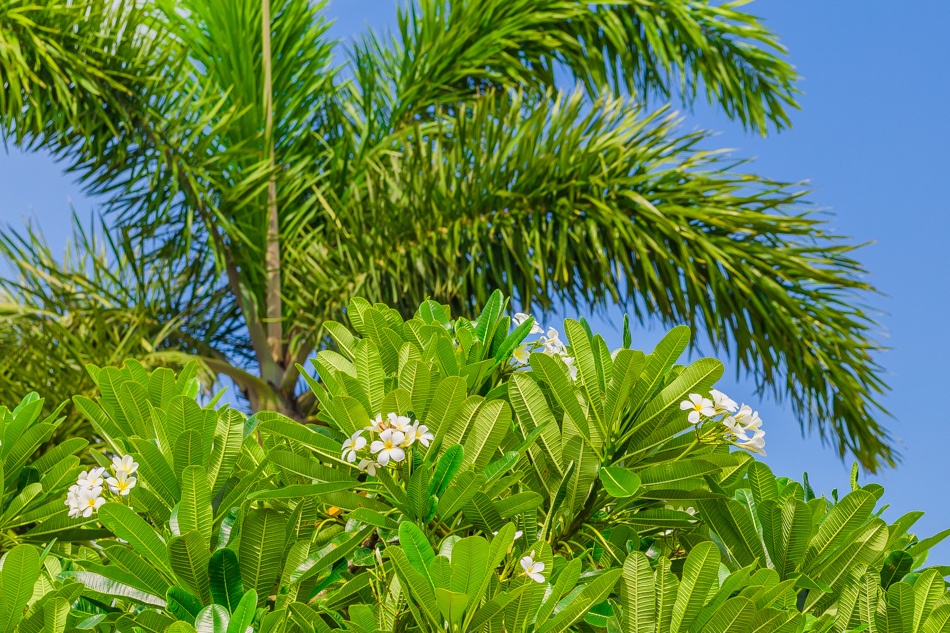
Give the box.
[307,90,890,469]
[0,216,247,439]
[381,0,797,132]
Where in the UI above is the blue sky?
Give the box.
[2,1,949,557]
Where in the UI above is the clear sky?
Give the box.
[2,1,949,558]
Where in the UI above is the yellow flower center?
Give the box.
[86,498,97,507]
[384,441,394,450]
[693,403,703,412]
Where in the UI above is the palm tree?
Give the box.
[0,0,892,470]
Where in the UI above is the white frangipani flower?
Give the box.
[371,429,407,465]
[741,408,763,433]
[738,428,767,456]
[723,415,744,438]
[519,551,546,583]
[76,486,106,517]
[365,413,387,434]
[512,312,544,335]
[406,422,434,448]
[680,393,715,424]
[65,486,82,518]
[491,529,525,541]
[111,454,139,476]
[342,431,367,463]
[561,355,578,381]
[387,412,414,433]
[732,404,757,427]
[106,470,137,496]
[357,459,380,477]
[541,328,566,356]
[710,390,738,414]
[513,342,531,365]
[76,467,106,489]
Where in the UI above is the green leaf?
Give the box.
[390,547,441,628]
[165,587,202,622]
[195,604,230,633]
[348,508,398,530]
[621,552,656,633]
[209,549,244,613]
[0,544,40,630]
[424,376,468,442]
[257,416,354,467]
[355,339,385,414]
[128,438,181,508]
[760,496,811,579]
[913,568,945,632]
[407,467,433,522]
[536,568,624,633]
[435,588,469,625]
[247,481,357,501]
[474,290,505,343]
[605,349,645,426]
[701,596,755,633]
[633,357,724,430]
[670,542,720,633]
[530,353,589,446]
[207,409,245,496]
[748,462,778,507]
[907,528,950,560]
[174,429,205,483]
[168,530,212,605]
[879,552,912,590]
[290,525,374,586]
[495,492,544,519]
[180,466,213,543]
[448,536,490,598]
[563,319,606,433]
[98,503,174,580]
[887,582,914,633]
[462,400,512,471]
[42,596,69,633]
[802,490,876,572]
[430,445,464,497]
[325,321,359,360]
[328,395,370,437]
[59,571,166,607]
[507,376,562,495]
[462,491,504,533]
[698,497,767,569]
[399,522,435,583]
[562,435,598,517]
[400,360,433,420]
[225,590,257,633]
[600,466,642,498]
[238,508,287,607]
[436,470,486,520]
[100,543,172,597]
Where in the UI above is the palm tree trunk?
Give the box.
[261,0,282,368]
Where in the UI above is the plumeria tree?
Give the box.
[0,295,938,632]
[0,0,893,470]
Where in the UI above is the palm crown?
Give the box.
[0,0,891,469]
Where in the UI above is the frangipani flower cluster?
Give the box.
[66,454,138,518]
[511,313,578,381]
[680,389,766,456]
[342,412,433,476]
